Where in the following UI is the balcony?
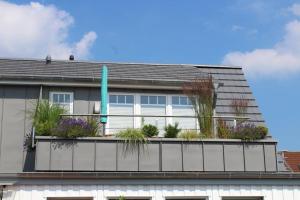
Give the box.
[35,136,277,172]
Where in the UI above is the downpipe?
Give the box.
[0,186,5,200]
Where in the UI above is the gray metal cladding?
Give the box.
[139,143,160,171]
[50,140,73,171]
[95,141,116,171]
[203,143,224,171]
[73,141,95,171]
[35,138,278,172]
[244,144,265,171]
[224,144,244,171]
[182,142,203,171]
[161,142,183,171]
[0,86,40,173]
[117,143,139,171]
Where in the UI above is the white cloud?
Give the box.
[0,1,97,59]
[223,4,300,77]
[289,3,300,16]
[74,32,97,58]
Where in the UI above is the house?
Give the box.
[0,57,299,200]
[278,151,300,172]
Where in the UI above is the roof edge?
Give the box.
[0,57,243,69]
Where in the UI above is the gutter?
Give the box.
[0,79,184,90]
[18,172,300,180]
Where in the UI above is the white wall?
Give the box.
[3,184,300,200]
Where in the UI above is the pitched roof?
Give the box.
[281,151,300,172]
[0,58,242,82]
[0,58,265,125]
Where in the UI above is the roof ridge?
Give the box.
[0,57,242,69]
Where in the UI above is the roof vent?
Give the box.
[45,55,51,64]
[69,55,74,61]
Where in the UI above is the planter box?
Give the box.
[35,137,278,172]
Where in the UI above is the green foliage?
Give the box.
[178,130,199,140]
[52,117,99,138]
[231,124,268,141]
[116,128,146,143]
[116,128,147,153]
[32,100,65,136]
[142,124,159,137]
[118,196,126,200]
[254,126,268,139]
[164,122,181,138]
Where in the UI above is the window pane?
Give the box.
[109,95,117,103]
[141,96,148,104]
[126,95,134,104]
[187,98,192,105]
[118,95,125,104]
[149,96,157,104]
[180,96,187,105]
[65,94,70,103]
[58,94,64,103]
[53,94,59,103]
[158,96,166,105]
[172,96,179,105]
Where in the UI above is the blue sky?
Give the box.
[1,0,300,150]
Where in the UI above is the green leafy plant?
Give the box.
[232,123,268,141]
[32,100,66,136]
[164,122,181,138]
[254,126,268,139]
[116,128,147,153]
[118,196,126,200]
[142,124,159,137]
[183,76,214,138]
[178,130,199,140]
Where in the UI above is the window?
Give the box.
[108,198,150,200]
[141,95,166,105]
[172,96,192,106]
[222,197,263,200]
[109,95,134,105]
[47,197,93,200]
[165,198,207,200]
[50,92,73,114]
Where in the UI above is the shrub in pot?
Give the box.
[142,124,159,137]
[164,122,181,138]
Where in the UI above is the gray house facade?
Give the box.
[0,58,299,200]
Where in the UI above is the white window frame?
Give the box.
[165,197,208,200]
[49,91,74,114]
[140,95,167,107]
[109,94,134,105]
[171,95,193,107]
